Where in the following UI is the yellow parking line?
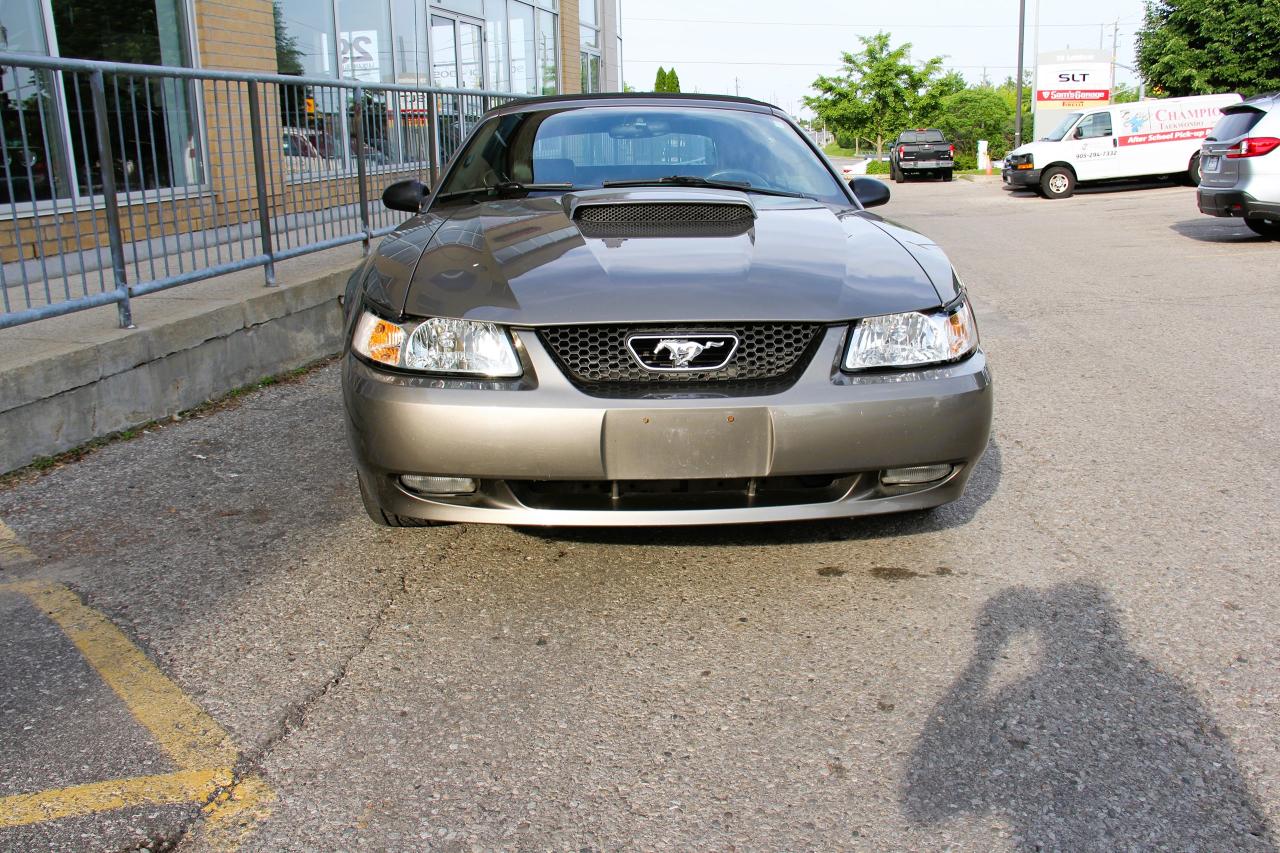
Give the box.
[197,774,278,852]
[8,581,239,771]
[0,770,227,829]
[0,519,36,566]
[0,581,275,847]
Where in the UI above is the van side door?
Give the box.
[1070,111,1119,180]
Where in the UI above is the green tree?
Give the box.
[934,86,1014,160]
[1136,0,1280,96]
[654,67,668,92]
[804,32,947,157]
[667,68,682,93]
[995,74,1032,143]
[916,70,968,126]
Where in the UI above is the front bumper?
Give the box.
[1197,186,1280,219]
[343,327,994,526]
[1002,167,1041,187]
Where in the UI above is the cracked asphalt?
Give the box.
[2,175,1278,851]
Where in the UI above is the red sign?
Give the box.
[1036,89,1111,102]
[1118,127,1214,146]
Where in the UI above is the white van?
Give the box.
[1003,93,1243,198]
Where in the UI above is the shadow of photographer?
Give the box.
[903,582,1275,851]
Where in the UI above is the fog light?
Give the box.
[400,475,477,495]
[881,464,953,486]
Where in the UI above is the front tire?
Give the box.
[1184,152,1202,186]
[1039,166,1075,199]
[358,472,445,527]
[1245,217,1280,239]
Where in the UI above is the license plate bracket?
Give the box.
[602,408,772,480]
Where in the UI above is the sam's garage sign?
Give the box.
[1035,50,1113,110]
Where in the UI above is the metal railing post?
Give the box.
[428,94,441,189]
[352,85,371,255]
[88,69,134,328]
[245,80,277,286]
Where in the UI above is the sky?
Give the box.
[619,0,1148,118]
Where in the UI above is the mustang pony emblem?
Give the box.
[654,338,724,368]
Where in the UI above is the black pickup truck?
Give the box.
[889,129,955,182]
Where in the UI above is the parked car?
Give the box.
[342,94,993,527]
[1196,92,1280,238]
[1003,93,1243,198]
[890,129,955,182]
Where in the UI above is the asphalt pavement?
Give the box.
[1,175,1277,851]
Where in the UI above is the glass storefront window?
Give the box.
[536,8,556,95]
[508,2,535,95]
[390,0,426,85]
[2,0,203,204]
[458,21,483,89]
[430,15,458,89]
[337,0,394,83]
[580,24,597,51]
[580,0,598,28]
[483,0,509,93]
[432,0,484,16]
[275,0,336,77]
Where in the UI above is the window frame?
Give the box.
[3,0,210,216]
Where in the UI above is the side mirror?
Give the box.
[1073,126,1085,139]
[850,176,890,209]
[382,179,428,213]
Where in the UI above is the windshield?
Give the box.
[1045,113,1083,142]
[437,106,847,204]
[899,130,944,143]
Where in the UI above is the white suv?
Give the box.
[1198,93,1280,238]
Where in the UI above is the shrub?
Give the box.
[865,159,891,175]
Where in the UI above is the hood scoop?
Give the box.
[573,200,755,239]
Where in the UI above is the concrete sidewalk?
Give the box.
[0,245,364,473]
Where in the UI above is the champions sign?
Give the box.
[1114,101,1231,147]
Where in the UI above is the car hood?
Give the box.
[383,188,947,325]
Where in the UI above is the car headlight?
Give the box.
[843,297,977,371]
[352,311,522,377]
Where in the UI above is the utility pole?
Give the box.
[1014,0,1026,148]
[1030,0,1041,139]
[1109,19,1119,103]
[734,77,740,97]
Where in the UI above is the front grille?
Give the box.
[575,202,754,226]
[538,323,823,394]
[508,474,860,511]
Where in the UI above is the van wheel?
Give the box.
[1184,152,1202,186]
[1040,166,1075,199]
[1245,217,1280,239]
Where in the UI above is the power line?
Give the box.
[625,16,1140,29]
[628,59,1022,68]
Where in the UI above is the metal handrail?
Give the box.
[0,53,522,329]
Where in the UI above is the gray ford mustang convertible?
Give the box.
[341,94,993,527]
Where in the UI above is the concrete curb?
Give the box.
[0,263,359,474]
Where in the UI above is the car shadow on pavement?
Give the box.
[1003,178,1182,200]
[1169,218,1270,243]
[517,440,1001,548]
[902,582,1276,852]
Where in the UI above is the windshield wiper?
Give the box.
[600,175,807,198]
[436,181,575,201]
